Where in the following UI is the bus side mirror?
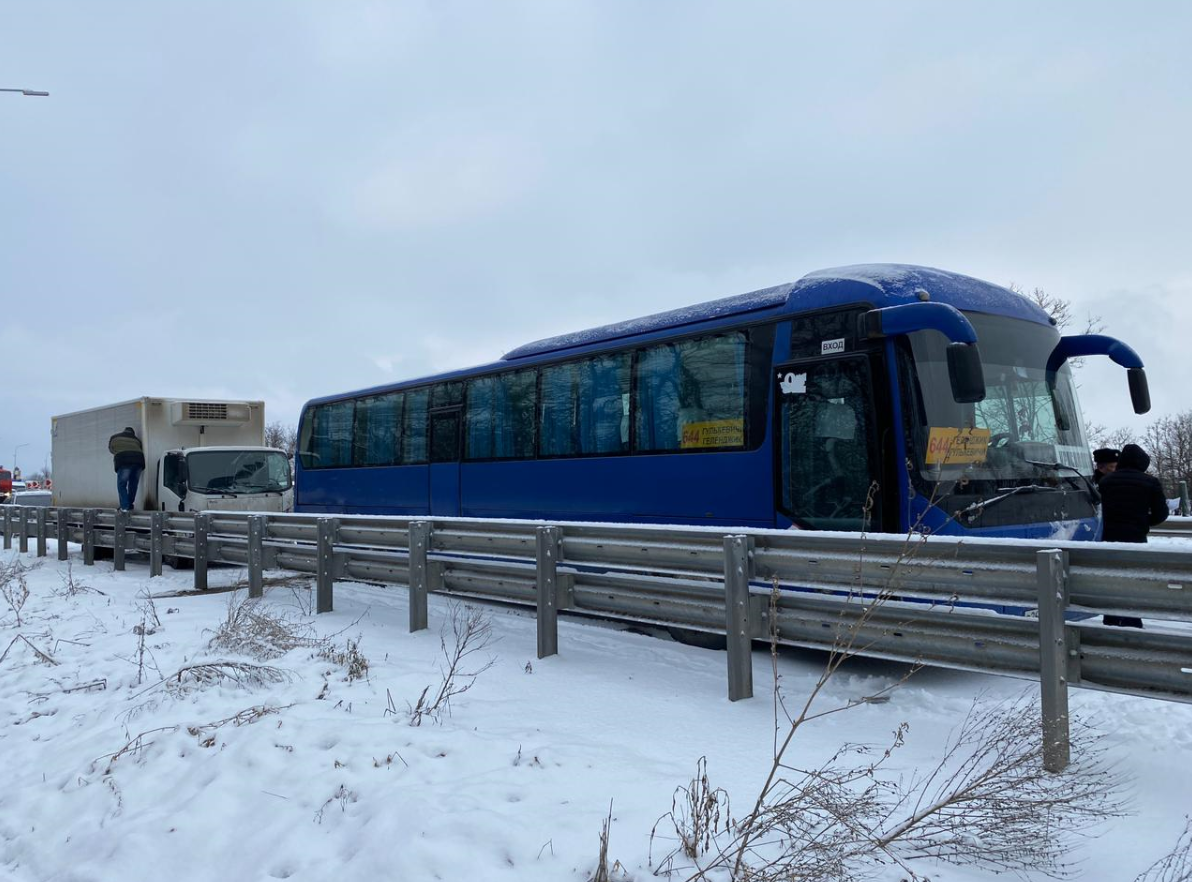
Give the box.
[947,343,986,403]
[1128,367,1151,414]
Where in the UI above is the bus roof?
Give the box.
[504,263,1049,361]
[305,264,1051,407]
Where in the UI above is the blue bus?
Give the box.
[296,264,1149,540]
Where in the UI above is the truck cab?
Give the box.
[158,446,293,512]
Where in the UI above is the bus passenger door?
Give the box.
[429,408,462,516]
[775,355,882,531]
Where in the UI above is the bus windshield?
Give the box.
[187,450,293,495]
[905,314,1092,488]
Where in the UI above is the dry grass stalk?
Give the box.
[314,784,359,824]
[650,757,732,871]
[1,559,31,626]
[55,561,103,596]
[161,660,291,697]
[1134,817,1192,882]
[0,633,59,666]
[208,592,320,660]
[187,703,292,747]
[649,478,1126,882]
[589,801,622,882]
[319,636,370,682]
[407,602,495,727]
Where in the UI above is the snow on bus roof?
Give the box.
[309,264,1048,406]
[798,263,1051,322]
[504,264,1048,361]
[502,282,794,360]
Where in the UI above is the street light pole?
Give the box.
[0,88,49,97]
[13,443,29,473]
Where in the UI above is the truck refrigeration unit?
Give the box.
[52,398,292,513]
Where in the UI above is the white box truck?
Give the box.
[52,398,292,513]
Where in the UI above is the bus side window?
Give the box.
[353,392,404,466]
[636,333,746,452]
[311,400,354,469]
[539,353,630,457]
[402,389,429,464]
[467,370,536,460]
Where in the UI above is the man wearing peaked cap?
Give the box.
[1092,447,1119,486]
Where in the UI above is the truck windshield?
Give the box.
[187,450,293,495]
[902,313,1095,525]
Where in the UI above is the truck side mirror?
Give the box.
[1128,367,1151,414]
[947,342,986,404]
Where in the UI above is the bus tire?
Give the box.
[666,627,728,651]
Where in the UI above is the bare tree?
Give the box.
[1089,425,1137,451]
[264,421,298,457]
[1011,283,1105,336]
[1142,411,1192,496]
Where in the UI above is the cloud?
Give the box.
[335,128,540,231]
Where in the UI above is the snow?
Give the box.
[502,284,793,360]
[3,542,1192,882]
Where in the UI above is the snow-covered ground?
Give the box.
[2,541,1191,882]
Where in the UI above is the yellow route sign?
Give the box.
[925,426,991,465]
[681,419,745,449]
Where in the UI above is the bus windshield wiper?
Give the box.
[958,484,1061,521]
[1023,459,1101,505]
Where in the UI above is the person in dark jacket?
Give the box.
[1098,443,1168,627]
[1092,447,1119,486]
[108,427,146,511]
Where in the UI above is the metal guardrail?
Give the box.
[5,505,1192,771]
[1154,517,1192,538]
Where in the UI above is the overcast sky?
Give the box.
[3,1,1190,475]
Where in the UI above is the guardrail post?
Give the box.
[316,517,337,614]
[725,534,755,702]
[18,507,30,554]
[2,507,11,549]
[247,515,265,598]
[57,509,69,560]
[536,526,563,659]
[82,509,96,566]
[408,521,430,632]
[1036,548,1071,773]
[149,511,164,577]
[36,509,47,558]
[193,513,209,591]
[113,509,129,571]
[1181,481,1190,517]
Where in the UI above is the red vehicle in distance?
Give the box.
[0,467,12,503]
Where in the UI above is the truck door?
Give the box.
[428,382,462,516]
[159,451,189,511]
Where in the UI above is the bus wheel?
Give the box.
[666,627,728,651]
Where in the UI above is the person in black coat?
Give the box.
[1098,443,1168,627]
